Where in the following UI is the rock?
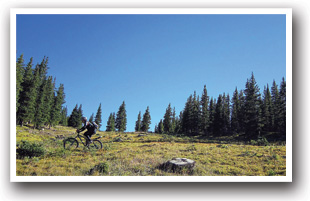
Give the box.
[159,158,195,173]
[55,135,65,139]
[113,137,123,142]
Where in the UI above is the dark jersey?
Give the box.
[78,122,96,133]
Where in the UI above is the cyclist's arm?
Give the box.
[77,125,86,132]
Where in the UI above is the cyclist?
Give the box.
[76,117,97,144]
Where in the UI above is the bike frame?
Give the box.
[75,132,102,146]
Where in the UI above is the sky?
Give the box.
[16,14,286,132]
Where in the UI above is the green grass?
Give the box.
[15,125,286,176]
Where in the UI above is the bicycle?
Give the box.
[63,131,103,150]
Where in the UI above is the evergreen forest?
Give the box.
[155,73,286,142]
[16,54,66,129]
[16,54,286,143]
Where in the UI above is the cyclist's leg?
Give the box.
[89,129,96,142]
[84,131,92,144]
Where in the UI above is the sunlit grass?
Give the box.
[15,125,286,176]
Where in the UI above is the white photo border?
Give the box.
[10,8,292,182]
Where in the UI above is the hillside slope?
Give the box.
[15,126,286,176]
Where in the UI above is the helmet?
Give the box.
[81,117,87,122]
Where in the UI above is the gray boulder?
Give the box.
[159,158,195,173]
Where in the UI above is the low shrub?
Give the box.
[96,162,109,174]
[257,137,269,146]
[217,144,229,149]
[250,140,258,145]
[251,137,269,146]
[86,162,109,175]
[159,134,175,142]
[17,140,45,158]
[268,169,276,176]
[272,153,280,160]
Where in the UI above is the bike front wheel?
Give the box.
[63,138,79,150]
[89,139,103,150]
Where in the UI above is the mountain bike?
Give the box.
[63,131,103,150]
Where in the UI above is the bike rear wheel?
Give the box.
[89,139,103,150]
[63,138,79,150]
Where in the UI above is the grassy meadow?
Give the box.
[15,125,286,176]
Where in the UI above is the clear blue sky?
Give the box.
[16,14,286,132]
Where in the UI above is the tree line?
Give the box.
[66,101,130,133]
[16,55,285,141]
[66,103,102,129]
[15,54,106,131]
[66,100,153,133]
[16,54,66,129]
[154,73,286,141]
[68,101,152,133]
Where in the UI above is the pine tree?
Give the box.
[231,88,240,134]
[191,92,200,135]
[244,73,262,140]
[158,119,164,134]
[279,77,286,137]
[135,111,142,132]
[200,85,210,136]
[116,101,127,132]
[68,104,80,128]
[89,113,94,122]
[78,104,83,127]
[33,74,46,128]
[67,105,76,127]
[33,58,51,129]
[175,111,183,134]
[30,65,43,127]
[182,95,193,134]
[163,103,172,134]
[59,106,68,126]
[16,54,25,111]
[174,116,182,134]
[37,57,49,81]
[208,97,216,135]
[171,107,176,134]
[42,77,55,127]
[17,58,38,126]
[261,84,272,132]
[50,83,65,127]
[106,113,111,131]
[238,90,246,134]
[141,106,151,132]
[95,103,102,129]
[112,113,116,131]
[213,94,224,137]
[271,80,280,132]
[154,124,158,133]
[106,112,116,132]
[222,93,231,136]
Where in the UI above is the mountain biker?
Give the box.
[76,117,97,144]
